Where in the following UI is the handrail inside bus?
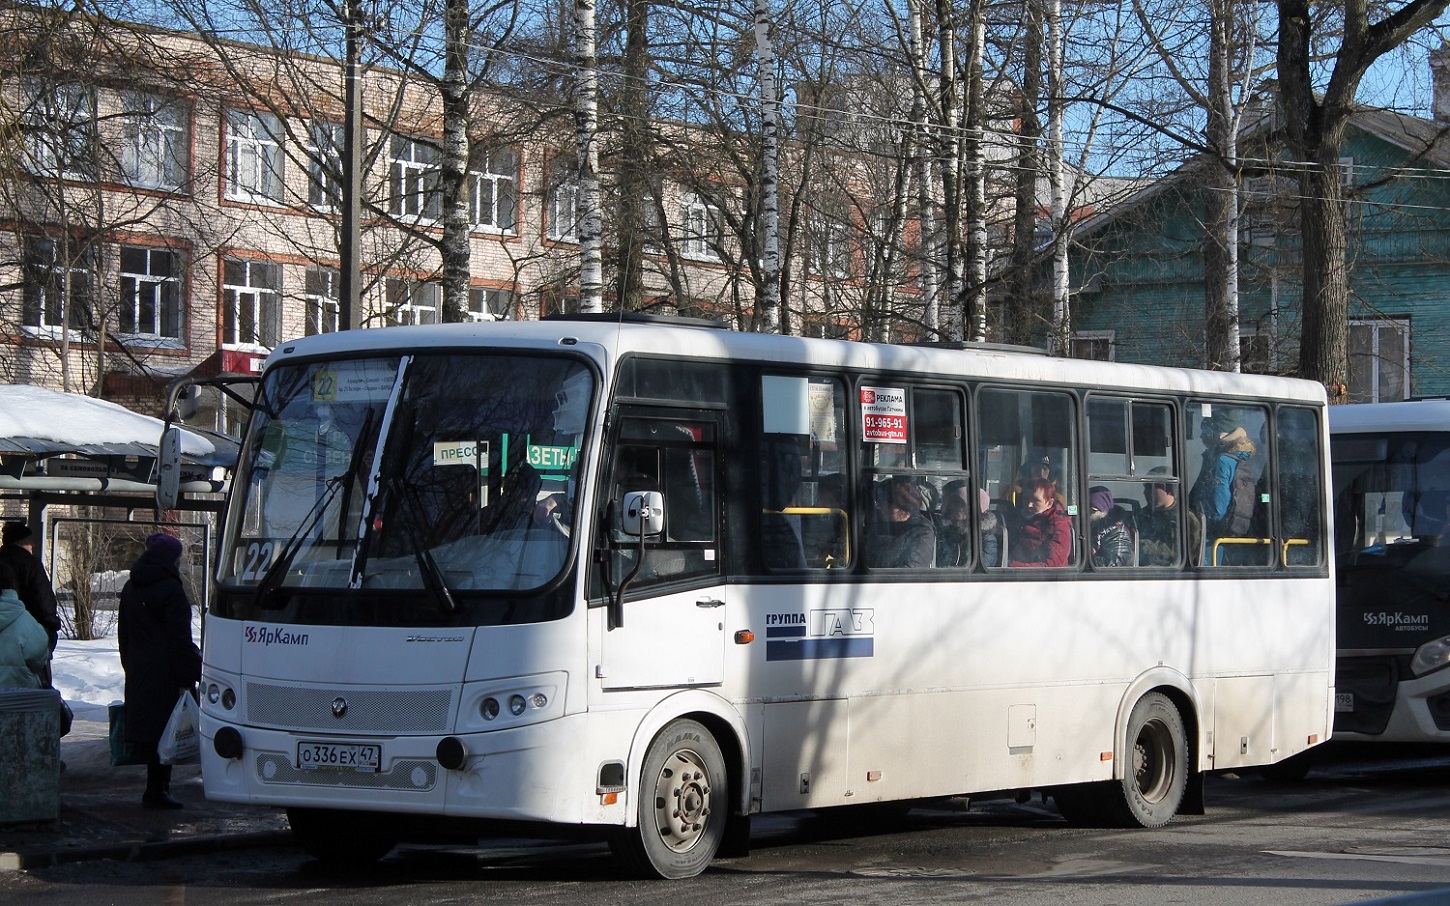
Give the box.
[769,507,850,566]
[1210,536,1273,566]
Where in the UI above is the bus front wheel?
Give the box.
[610,719,729,879]
[287,807,398,866]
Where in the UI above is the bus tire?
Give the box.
[1106,692,1188,828]
[610,719,728,879]
[287,807,398,866]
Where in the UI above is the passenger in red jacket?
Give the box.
[1010,477,1073,568]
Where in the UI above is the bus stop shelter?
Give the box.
[0,383,239,607]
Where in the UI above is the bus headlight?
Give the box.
[1411,636,1450,677]
[463,673,564,731]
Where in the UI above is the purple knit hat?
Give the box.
[1089,487,1115,515]
[146,532,184,562]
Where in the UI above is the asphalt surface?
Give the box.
[0,716,290,871]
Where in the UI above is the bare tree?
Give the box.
[1277,0,1450,396]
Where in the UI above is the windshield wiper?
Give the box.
[387,476,460,613]
[252,475,348,610]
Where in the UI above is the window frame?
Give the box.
[389,134,441,221]
[118,245,184,344]
[468,147,519,234]
[121,91,188,190]
[222,257,282,349]
[225,109,285,206]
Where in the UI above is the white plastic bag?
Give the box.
[157,691,199,765]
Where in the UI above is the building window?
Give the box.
[226,109,285,205]
[1070,330,1115,361]
[22,236,94,334]
[811,206,852,279]
[389,135,441,220]
[384,278,440,325]
[547,173,580,243]
[468,287,514,321]
[1239,327,1273,374]
[679,192,722,261]
[469,147,518,233]
[308,122,344,210]
[222,258,282,348]
[122,92,188,190]
[24,80,96,179]
[1349,317,1409,403]
[304,266,340,336]
[119,246,182,340]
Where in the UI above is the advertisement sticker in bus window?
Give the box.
[861,386,907,444]
[810,382,838,446]
[311,360,399,403]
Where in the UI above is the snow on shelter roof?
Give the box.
[0,383,229,466]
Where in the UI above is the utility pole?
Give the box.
[341,0,364,331]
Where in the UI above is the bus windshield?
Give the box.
[1333,431,1450,575]
[221,353,592,596]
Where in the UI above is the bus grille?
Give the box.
[254,752,438,791]
[245,683,454,734]
[1334,655,1402,735]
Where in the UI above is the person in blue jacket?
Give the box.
[0,560,50,690]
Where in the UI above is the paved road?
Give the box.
[6,743,1450,906]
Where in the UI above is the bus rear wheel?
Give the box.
[1053,692,1187,829]
[610,719,728,879]
[287,807,399,866]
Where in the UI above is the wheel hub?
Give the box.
[653,750,712,853]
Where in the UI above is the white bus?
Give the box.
[192,316,1333,878]
[1330,399,1450,743]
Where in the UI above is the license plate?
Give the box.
[1335,692,1354,713]
[296,741,381,773]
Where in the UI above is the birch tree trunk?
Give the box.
[574,0,603,313]
[934,0,964,341]
[909,0,939,336]
[1201,0,1240,370]
[963,0,988,342]
[754,0,782,334]
[1046,0,1069,355]
[439,0,471,322]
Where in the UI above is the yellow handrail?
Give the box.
[768,507,851,565]
[1209,536,1272,566]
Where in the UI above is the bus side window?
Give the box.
[978,387,1078,569]
[1187,402,1271,567]
[1278,407,1325,566]
[760,375,849,571]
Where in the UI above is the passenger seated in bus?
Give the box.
[867,476,936,569]
[936,482,1000,568]
[1009,477,1072,567]
[1088,486,1135,568]
[936,481,973,568]
[1138,468,1201,566]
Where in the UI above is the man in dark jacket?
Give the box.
[0,521,61,686]
[119,532,201,809]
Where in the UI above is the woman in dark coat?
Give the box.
[118,532,201,809]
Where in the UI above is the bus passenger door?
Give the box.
[595,410,726,690]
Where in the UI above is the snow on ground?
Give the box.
[48,611,201,724]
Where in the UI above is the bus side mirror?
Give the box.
[622,490,664,537]
[157,425,182,510]
[176,385,200,421]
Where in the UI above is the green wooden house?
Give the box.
[1067,107,1450,401]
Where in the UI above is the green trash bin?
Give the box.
[0,688,61,825]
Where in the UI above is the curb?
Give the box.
[0,828,293,871]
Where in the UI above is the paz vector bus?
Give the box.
[166,315,1334,878]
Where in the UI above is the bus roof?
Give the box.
[1329,399,1450,433]
[262,320,1327,404]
